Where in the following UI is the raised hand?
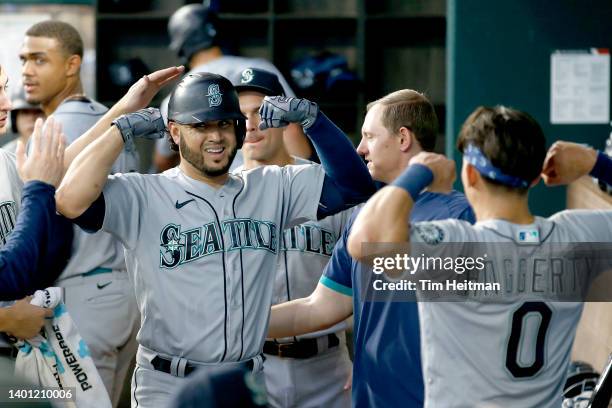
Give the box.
[259,96,319,130]
[409,151,456,193]
[117,66,185,113]
[541,141,598,186]
[16,117,66,187]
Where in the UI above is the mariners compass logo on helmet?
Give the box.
[206,83,223,107]
[241,69,254,84]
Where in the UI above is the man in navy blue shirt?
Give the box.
[268,89,474,407]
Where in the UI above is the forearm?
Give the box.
[307,113,375,202]
[347,164,433,260]
[269,297,340,338]
[56,126,124,218]
[0,182,55,300]
[63,102,130,169]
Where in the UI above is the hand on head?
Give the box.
[118,66,185,113]
[15,116,66,187]
[409,151,456,193]
[541,141,598,186]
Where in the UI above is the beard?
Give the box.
[179,132,237,177]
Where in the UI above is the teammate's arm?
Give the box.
[348,152,454,261]
[542,141,612,186]
[259,96,376,217]
[57,109,169,219]
[268,282,353,338]
[0,118,73,299]
[63,66,183,169]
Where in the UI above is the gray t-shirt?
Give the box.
[101,163,325,362]
[411,210,612,408]
[53,98,140,279]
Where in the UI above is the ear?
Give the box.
[65,54,81,77]
[398,126,413,153]
[466,163,480,187]
[168,122,180,146]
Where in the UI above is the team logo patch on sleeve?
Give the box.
[413,223,445,245]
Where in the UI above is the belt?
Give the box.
[0,347,18,359]
[150,355,258,377]
[263,333,339,359]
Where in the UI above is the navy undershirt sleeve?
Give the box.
[307,112,375,219]
[590,151,612,185]
[0,181,73,300]
[72,193,106,233]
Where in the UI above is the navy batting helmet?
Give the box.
[167,72,246,148]
[168,4,218,64]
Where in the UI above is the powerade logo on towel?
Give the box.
[517,228,539,244]
[207,83,223,107]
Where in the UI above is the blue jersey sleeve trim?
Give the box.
[320,275,353,297]
[590,151,612,185]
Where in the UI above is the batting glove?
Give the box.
[259,96,319,131]
[112,107,168,144]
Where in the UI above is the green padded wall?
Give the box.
[447,0,612,215]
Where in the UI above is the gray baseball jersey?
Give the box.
[0,150,21,247]
[234,157,351,339]
[410,210,612,408]
[100,163,325,362]
[53,98,139,279]
[0,150,22,346]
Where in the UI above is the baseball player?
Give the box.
[232,68,352,408]
[20,20,139,405]
[161,3,314,168]
[348,106,612,407]
[1,87,43,153]
[55,71,375,407]
[268,90,474,407]
[0,66,72,368]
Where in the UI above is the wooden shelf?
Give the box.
[95,0,448,147]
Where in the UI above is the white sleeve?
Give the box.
[101,173,148,250]
[279,164,326,227]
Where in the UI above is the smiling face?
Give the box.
[172,119,238,178]
[356,103,404,183]
[239,91,285,162]
[20,36,71,106]
[0,67,12,134]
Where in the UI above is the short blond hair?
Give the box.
[366,89,438,151]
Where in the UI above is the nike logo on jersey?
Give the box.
[97,281,112,290]
[175,199,195,209]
